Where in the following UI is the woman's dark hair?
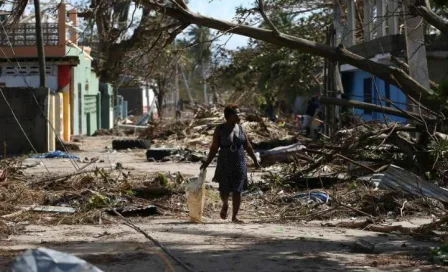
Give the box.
[224,104,239,119]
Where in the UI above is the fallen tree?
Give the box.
[414,0,448,38]
[389,56,439,90]
[135,0,435,107]
[318,96,440,122]
[6,0,444,108]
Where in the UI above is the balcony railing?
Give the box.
[0,23,59,46]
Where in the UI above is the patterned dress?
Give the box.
[214,123,248,194]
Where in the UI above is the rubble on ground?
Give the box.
[0,160,189,229]
[139,105,293,148]
[92,128,130,137]
[146,148,206,163]
[247,118,448,233]
[2,111,448,241]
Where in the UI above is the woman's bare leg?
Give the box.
[220,192,230,220]
[232,192,243,223]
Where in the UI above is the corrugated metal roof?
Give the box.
[371,165,448,203]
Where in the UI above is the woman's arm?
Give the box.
[244,134,261,168]
[200,127,220,169]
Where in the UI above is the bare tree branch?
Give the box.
[164,23,190,47]
[171,0,189,11]
[140,0,436,107]
[256,0,280,36]
[390,55,439,90]
[319,96,434,122]
[414,0,448,37]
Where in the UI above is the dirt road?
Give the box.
[0,136,443,271]
[23,136,216,180]
[0,218,440,271]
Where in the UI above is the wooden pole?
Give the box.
[34,0,46,87]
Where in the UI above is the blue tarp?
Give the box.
[293,192,331,203]
[30,151,79,159]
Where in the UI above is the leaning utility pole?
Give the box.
[34,0,46,87]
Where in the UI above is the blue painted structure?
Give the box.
[341,70,407,123]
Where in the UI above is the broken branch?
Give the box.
[390,55,439,90]
[414,0,448,38]
[318,96,438,122]
[257,0,281,36]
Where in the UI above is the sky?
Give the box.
[187,0,251,50]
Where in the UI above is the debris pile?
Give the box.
[0,161,191,227]
[92,128,130,137]
[2,112,448,240]
[281,121,447,186]
[146,148,206,163]
[247,119,448,229]
[140,105,292,148]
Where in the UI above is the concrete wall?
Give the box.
[66,47,100,135]
[0,87,53,155]
[100,83,114,129]
[341,70,407,123]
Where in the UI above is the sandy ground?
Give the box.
[23,136,215,180]
[1,136,446,271]
[0,218,443,272]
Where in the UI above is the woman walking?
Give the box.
[201,104,261,223]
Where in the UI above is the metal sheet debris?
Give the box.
[371,165,448,203]
[107,205,158,217]
[32,206,76,214]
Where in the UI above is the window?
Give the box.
[363,78,373,114]
[385,82,391,107]
[2,65,53,76]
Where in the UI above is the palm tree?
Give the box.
[187,26,213,104]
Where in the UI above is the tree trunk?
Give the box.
[156,91,164,119]
[389,56,439,89]
[318,96,436,122]
[155,79,165,119]
[145,81,151,114]
[179,64,194,103]
[202,60,208,104]
[414,0,448,38]
[175,64,180,104]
